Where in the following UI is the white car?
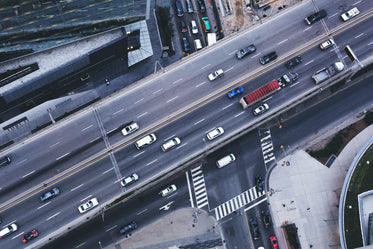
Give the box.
[161,137,181,152]
[160,184,177,197]
[121,122,139,136]
[78,197,99,213]
[191,20,198,34]
[208,69,224,81]
[253,103,269,116]
[341,7,359,21]
[206,127,224,141]
[319,38,335,50]
[120,173,139,187]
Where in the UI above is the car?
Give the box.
[319,38,335,50]
[305,9,327,25]
[208,69,224,81]
[0,223,17,238]
[198,0,206,13]
[259,52,277,65]
[186,0,194,13]
[135,133,157,149]
[182,37,190,52]
[261,210,271,228]
[175,0,183,17]
[120,173,139,187]
[121,122,139,136]
[255,175,264,192]
[180,20,187,33]
[253,103,269,116]
[270,235,279,249]
[206,127,224,140]
[161,137,181,152]
[341,7,359,21]
[191,20,198,34]
[236,44,256,59]
[0,156,11,167]
[119,221,137,235]
[40,187,60,202]
[22,229,38,243]
[78,197,99,213]
[227,87,244,98]
[249,218,261,240]
[285,56,302,69]
[160,184,177,197]
[201,17,211,32]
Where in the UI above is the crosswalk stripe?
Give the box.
[260,134,271,142]
[197,196,208,205]
[194,178,204,186]
[198,201,208,209]
[194,182,205,191]
[191,166,201,173]
[253,188,258,199]
[226,201,231,214]
[249,188,254,200]
[191,170,203,178]
[233,198,239,210]
[195,187,206,195]
[222,204,227,217]
[245,191,251,203]
[238,195,243,207]
[196,192,207,200]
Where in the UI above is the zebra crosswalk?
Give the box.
[259,129,276,166]
[214,186,266,221]
[190,165,209,209]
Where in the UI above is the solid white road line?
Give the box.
[353,0,362,6]
[328,12,338,18]
[136,209,148,215]
[106,225,118,232]
[37,202,50,210]
[80,195,92,202]
[186,172,194,208]
[71,184,84,192]
[133,151,145,158]
[164,134,176,141]
[112,108,124,115]
[46,212,60,221]
[234,111,245,118]
[195,81,207,88]
[355,33,364,39]
[303,27,312,32]
[49,141,60,148]
[56,152,70,161]
[152,88,163,94]
[194,119,205,125]
[137,112,148,118]
[166,96,178,103]
[173,78,183,84]
[135,98,144,104]
[277,39,288,45]
[146,159,158,166]
[22,170,35,178]
[75,242,87,248]
[222,103,233,110]
[11,232,24,239]
[200,64,210,70]
[102,167,114,175]
[225,67,234,72]
[304,60,314,66]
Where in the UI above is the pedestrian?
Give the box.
[307,207,310,211]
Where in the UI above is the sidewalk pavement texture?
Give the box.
[267,124,373,249]
[106,208,223,249]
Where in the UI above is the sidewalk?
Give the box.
[267,124,373,249]
[106,208,223,249]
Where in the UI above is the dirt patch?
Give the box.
[223,0,251,35]
[307,119,369,164]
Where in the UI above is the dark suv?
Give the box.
[249,218,261,240]
[305,9,327,25]
[259,52,277,65]
[198,0,206,13]
[182,37,190,52]
[285,56,302,69]
[120,221,137,235]
[236,44,256,59]
[261,210,271,228]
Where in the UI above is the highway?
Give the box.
[0,0,373,248]
[39,69,373,249]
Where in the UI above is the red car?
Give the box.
[270,235,279,249]
[22,229,38,243]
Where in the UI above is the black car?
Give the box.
[255,176,264,192]
[0,156,11,167]
[175,0,184,17]
[22,229,38,243]
[259,51,277,65]
[198,0,206,13]
[305,9,327,25]
[120,221,137,235]
[285,56,302,69]
[236,44,256,59]
[40,187,60,202]
[182,37,190,52]
[249,218,261,240]
[261,210,271,228]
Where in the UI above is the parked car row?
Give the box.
[249,211,277,248]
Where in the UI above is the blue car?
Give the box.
[227,87,243,99]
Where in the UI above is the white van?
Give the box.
[135,133,157,149]
[0,223,18,238]
[216,154,236,168]
[161,137,181,152]
[194,39,202,50]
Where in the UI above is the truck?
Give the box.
[312,62,344,84]
[207,33,217,46]
[278,72,299,87]
[239,80,281,109]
